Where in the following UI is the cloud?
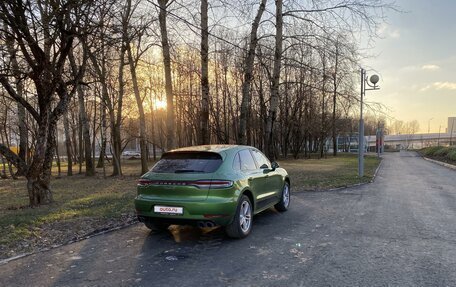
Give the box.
[401,64,440,72]
[389,29,401,39]
[421,64,440,71]
[378,23,401,39]
[420,82,456,92]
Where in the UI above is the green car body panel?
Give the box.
[134,145,290,228]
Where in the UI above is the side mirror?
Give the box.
[271,161,279,170]
[259,164,269,169]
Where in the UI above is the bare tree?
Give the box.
[157,0,175,150]
[238,0,267,145]
[69,49,95,176]
[125,0,151,174]
[0,0,90,206]
[264,0,283,160]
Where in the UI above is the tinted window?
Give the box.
[239,149,257,170]
[232,153,241,171]
[251,149,271,168]
[152,152,223,173]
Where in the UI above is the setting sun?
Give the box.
[153,99,167,110]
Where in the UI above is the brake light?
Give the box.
[137,179,154,186]
[193,180,233,189]
[137,179,233,189]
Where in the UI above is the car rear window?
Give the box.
[151,152,223,173]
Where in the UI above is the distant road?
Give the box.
[1,150,456,286]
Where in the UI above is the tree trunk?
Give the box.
[320,52,327,159]
[63,113,73,176]
[69,51,94,176]
[0,132,11,179]
[25,118,56,207]
[97,102,107,168]
[158,0,175,150]
[78,112,83,174]
[265,0,283,160]
[92,98,97,164]
[332,83,337,156]
[111,116,122,176]
[332,42,339,156]
[1,106,12,179]
[147,82,157,161]
[199,0,210,145]
[127,44,148,174]
[1,155,7,179]
[239,0,267,145]
[111,42,126,177]
[55,127,61,178]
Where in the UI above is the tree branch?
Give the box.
[0,76,40,121]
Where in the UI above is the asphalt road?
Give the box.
[1,151,456,287]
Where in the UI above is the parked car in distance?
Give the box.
[122,150,141,158]
[135,145,290,238]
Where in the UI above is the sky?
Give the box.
[362,0,456,133]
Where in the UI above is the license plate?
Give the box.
[154,205,183,215]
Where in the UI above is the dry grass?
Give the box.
[0,158,150,260]
[0,154,380,260]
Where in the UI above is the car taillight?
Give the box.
[193,180,233,189]
[137,179,154,186]
[137,179,233,189]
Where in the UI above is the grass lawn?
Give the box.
[0,153,380,260]
[280,153,381,191]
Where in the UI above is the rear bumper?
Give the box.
[134,195,237,226]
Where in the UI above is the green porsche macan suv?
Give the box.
[135,145,290,238]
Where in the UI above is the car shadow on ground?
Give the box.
[128,207,288,284]
[7,207,289,287]
[147,207,285,244]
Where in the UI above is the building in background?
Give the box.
[447,117,456,134]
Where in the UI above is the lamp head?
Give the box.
[369,74,379,85]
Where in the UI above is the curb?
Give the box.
[371,156,384,182]
[423,157,456,170]
[0,218,139,266]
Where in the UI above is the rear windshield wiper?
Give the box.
[174,169,205,173]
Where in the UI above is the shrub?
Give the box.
[421,146,443,156]
[422,146,456,163]
[434,147,450,157]
[448,149,456,161]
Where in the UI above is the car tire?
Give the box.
[225,195,253,239]
[274,182,290,212]
[144,221,170,231]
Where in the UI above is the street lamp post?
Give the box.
[358,68,380,177]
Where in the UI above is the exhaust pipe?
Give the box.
[197,221,216,228]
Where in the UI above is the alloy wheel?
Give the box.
[239,200,252,233]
